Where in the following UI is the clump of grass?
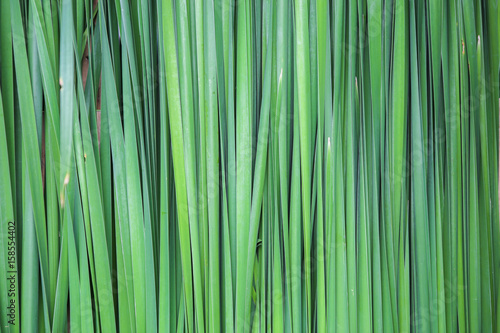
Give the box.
[0,0,499,332]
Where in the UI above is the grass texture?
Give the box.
[0,0,499,332]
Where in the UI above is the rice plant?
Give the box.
[0,0,499,332]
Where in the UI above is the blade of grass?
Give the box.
[205,0,221,330]
[0,0,15,219]
[10,1,51,329]
[175,0,205,330]
[345,1,359,331]
[161,1,196,331]
[0,89,18,333]
[235,0,253,329]
[293,0,313,328]
[20,151,39,332]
